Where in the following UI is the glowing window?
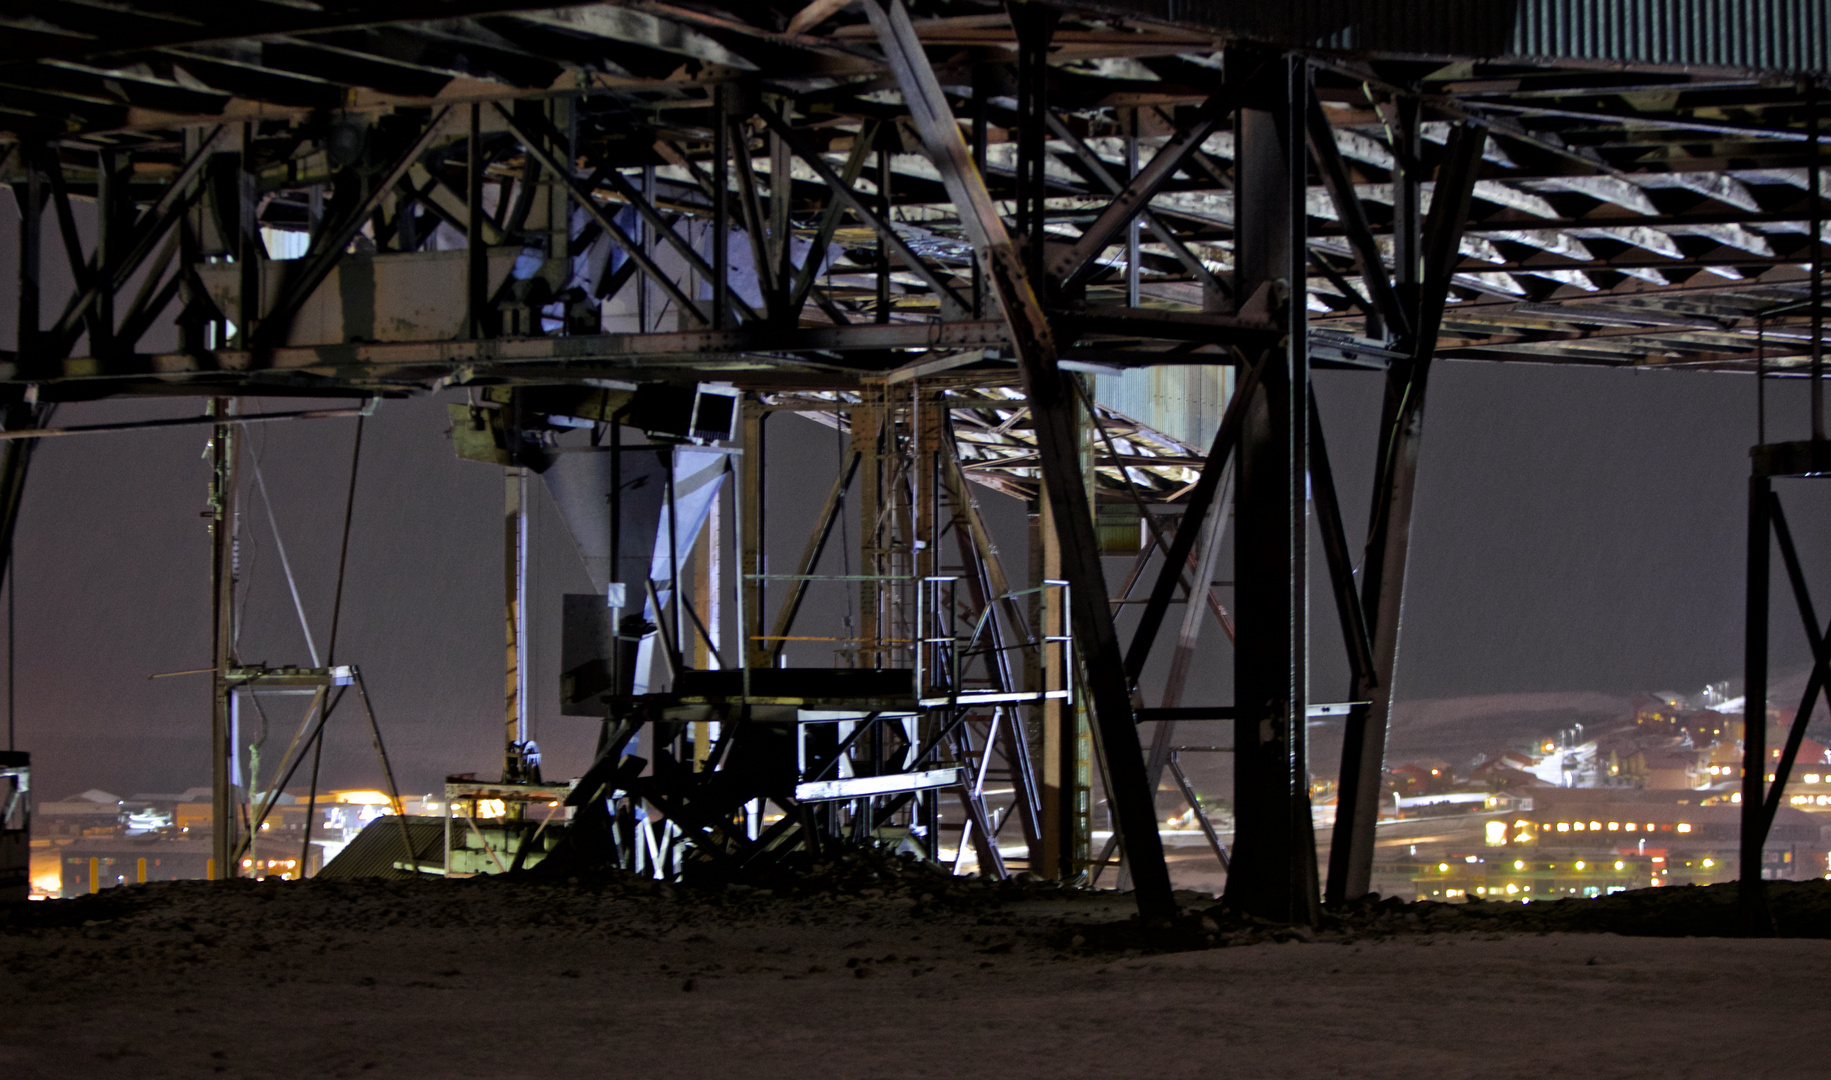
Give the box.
[1702,859,1714,868]
[1625,823,1637,832]
[1574,861,1586,870]
[1807,775,1822,785]
[1557,822,1570,832]
[1607,822,1620,831]
[1485,820,1507,845]
[1438,863,1450,872]
[1589,821,1602,831]
[1613,861,1625,870]
[1676,823,1692,834]
[1573,822,1585,832]
[1514,860,1526,870]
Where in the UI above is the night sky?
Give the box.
[4,191,1828,805]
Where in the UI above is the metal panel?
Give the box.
[1089,0,1831,74]
[316,816,446,879]
[1092,365,1235,454]
[198,249,519,347]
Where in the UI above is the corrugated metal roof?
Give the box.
[317,817,446,880]
[1092,0,1831,75]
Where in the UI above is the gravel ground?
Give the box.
[2,871,1827,1079]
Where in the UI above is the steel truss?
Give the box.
[3,0,1828,922]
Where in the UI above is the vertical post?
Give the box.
[1035,495,1076,878]
[713,85,731,330]
[1125,108,1141,308]
[1225,56,1318,925]
[852,385,885,668]
[504,467,526,778]
[17,145,41,371]
[180,129,206,356]
[875,145,892,323]
[94,149,117,359]
[235,124,259,348]
[769,117,792,320]
[1741,473,1773,932]
[548,97,572,324]
[869,0,1169,918]
[740,399,767,671]
[639,164,656,332]
[1327,102,1482,908]
[971,66,989,319]
[208,397,237,879]
[468,103,488,339]
[1329,96,1423,907]
[1810,81,1823,441]
[692,496,719,768]
[1013,6,1055,285]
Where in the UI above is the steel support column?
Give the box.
[870,0,1172,919]
[1741,472,1772,932]
[16,147,42,373]
[1224,56,1318,926]
[1326,114,1486,906]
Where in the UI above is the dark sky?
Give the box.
[5,191,1828,803]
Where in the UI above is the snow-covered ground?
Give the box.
[1,878,1823,1079]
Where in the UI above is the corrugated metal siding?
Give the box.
[1090,0,1831,74]
[1093,365,1234,452]
[317,816,447,880]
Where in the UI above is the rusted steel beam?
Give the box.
[869,0,1174,921]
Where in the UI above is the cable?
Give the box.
[300,414,365,872]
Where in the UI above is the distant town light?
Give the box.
[1438,862,1449,872]
[1702,859,1714,868]
[1607,822,1619,831]
[336,790,393,806]
[1676,823,1692,834]
[1574,861,1586,870]
[1514,860,1525,870]
[1485,821,1507,846]
[1806,774,1822,784]
[1614,861,1625,870]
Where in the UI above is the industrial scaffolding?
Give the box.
[1,0,1828,927]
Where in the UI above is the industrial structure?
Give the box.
[2,0,1828,928]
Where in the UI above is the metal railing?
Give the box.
[915,576,1071,709]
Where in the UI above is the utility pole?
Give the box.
[209,398,238,879]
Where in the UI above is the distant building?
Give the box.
[36,790,126,837]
